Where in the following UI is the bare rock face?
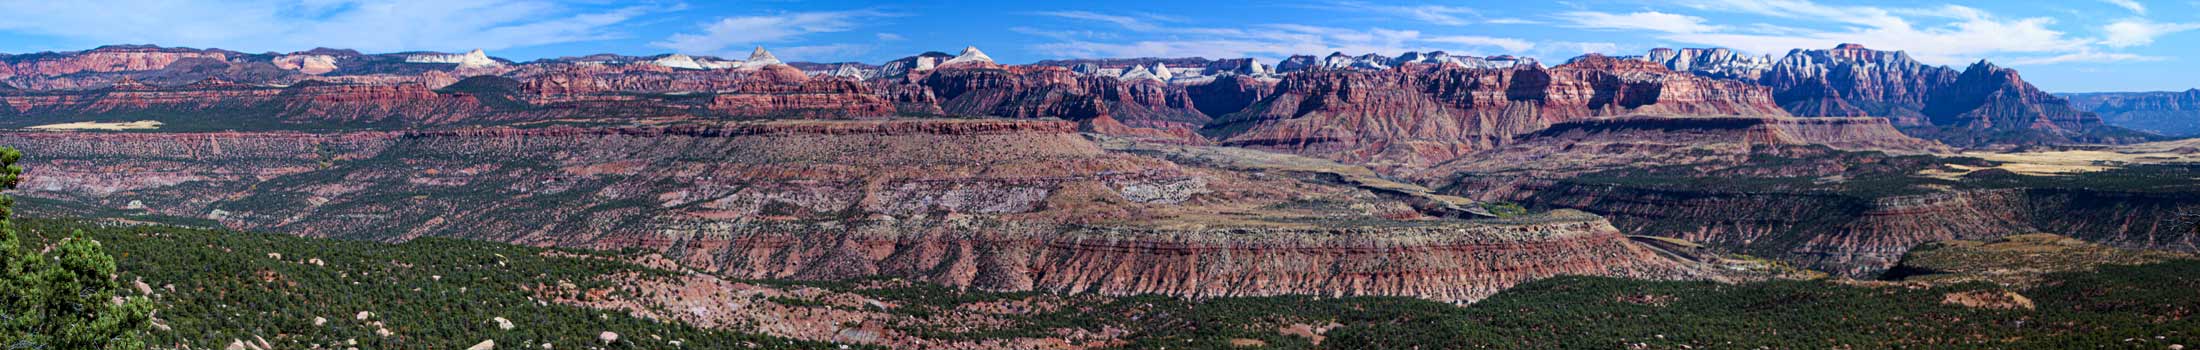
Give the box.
[1760,44,1956,123]
[3,119,1702,301]
[1205,56,1788,170]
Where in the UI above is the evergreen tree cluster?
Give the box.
[0,147,155,349]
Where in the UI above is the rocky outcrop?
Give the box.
[2063,89,2200,136]
[1206,56,1788,169]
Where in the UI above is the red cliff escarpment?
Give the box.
[0,45,230,80]
[0,82,494,127]
[900,64,1213,143]
[1206,57,1788,170]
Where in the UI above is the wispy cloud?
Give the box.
[1314,1,1481,26]
[2006,50,2164,65]
[2100,0,2147,15]
[0,0,661,53]
[1024,10,1540,61]
[1558,0,2146,65]
[1032,11,1162,31]
[652,10,897,57]
[1557,11,1722,34]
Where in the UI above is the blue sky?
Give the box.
[0,0,2195,92]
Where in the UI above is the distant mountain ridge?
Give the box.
[0,43,2155,151]
[2063,89,2200,137]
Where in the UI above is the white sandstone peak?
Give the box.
[652,54,705,69]
[404,48,501,69]
[1151,63,1174,81]
[458,49,498,68]
[746,46,781,66]
[944,46,994,66]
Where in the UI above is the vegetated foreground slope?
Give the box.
[8,218,843,350]
[2,118,1708,302]
[22,216,2200,349]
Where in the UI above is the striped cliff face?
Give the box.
[0,118,1706,302]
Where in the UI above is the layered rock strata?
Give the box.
[1,119,1699,301]
[1206,56,1788,169]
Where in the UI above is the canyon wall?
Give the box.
[0,119,1700,301]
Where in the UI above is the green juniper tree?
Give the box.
[0,146,154,349]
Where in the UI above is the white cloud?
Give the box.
[652,10,895,56]
[2102,19,2200,48]
[2101,0,2147,14]
[0,0,658,54]
[875,33,905,41]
